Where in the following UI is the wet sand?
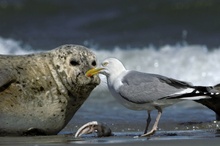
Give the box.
[1,112,220,146]
[1,130,220,146]
[1,116,220,146]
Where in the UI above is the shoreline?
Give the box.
[1,130,220,146]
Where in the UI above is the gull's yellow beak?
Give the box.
[85,68,104,77]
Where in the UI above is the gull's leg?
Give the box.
[140,106,162,137]
[144,110,151,134]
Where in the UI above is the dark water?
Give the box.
[0,0,220,50]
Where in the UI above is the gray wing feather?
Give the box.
[118,71,192,104]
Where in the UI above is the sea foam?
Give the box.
[95,45,220,86]
[1,37,220,86]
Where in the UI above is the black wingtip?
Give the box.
[161,86,220,100]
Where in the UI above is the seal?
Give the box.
[197,84,220,121]
[0,44,100,136]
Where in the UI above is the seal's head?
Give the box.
[51,44,100,97]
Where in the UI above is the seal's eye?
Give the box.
[70,59,80,66]
[91,60,96,66]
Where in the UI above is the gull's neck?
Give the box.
[108,65,126,85]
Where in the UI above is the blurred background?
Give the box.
[1,0,220,50]
[1,0,220,134]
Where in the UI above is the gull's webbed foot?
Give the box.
[134,128,157,138]
[75,121,112,138]
[140,129,156,137]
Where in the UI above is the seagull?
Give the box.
[85,58,218,137]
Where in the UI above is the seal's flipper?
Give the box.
[0,69,16,92]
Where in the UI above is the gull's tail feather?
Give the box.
[163,86,220,100]
[163,83,220,121]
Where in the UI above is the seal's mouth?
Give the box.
[75,72,100,86]
[69,73,100,98]
[87,74,100,85]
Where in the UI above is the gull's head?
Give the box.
[85,58,126,77]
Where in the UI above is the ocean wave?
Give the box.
[0,37,218,115]
[1,37,220,86]
[94,44,220,86]
[0,37,34,55]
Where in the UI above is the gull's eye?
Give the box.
[102,62,108,67]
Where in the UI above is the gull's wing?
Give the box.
[118,71,193,104]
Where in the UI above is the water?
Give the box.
[1,0,220,49]
[1,0,220,145]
